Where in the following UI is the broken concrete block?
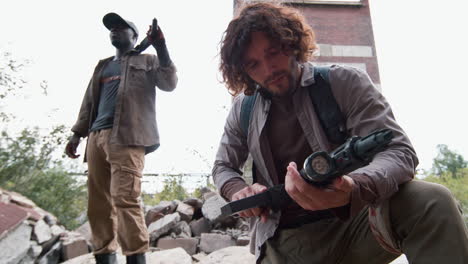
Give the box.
[201,194,228,224]
[148,212,180,241]
[50,225,65,237]
[189,217,212,237]
[199,246,255,264]
[145,201,178,226]
[172,221,191,238]
[61,235,89,261]
[37,242,62,264]
[33,219,52,244]
[147,247,192,264]
[199,233,236,254]
[74,221,92,243]
[183,198,203,210]
[176,201,194,222]
[0,222,32,264]
[156,237,199,255]
[9,191,36,208]
[236,236,250,246]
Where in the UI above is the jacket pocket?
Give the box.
[128,62,151,88]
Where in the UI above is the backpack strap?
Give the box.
[309,66,347,145]
[240,91,258,136]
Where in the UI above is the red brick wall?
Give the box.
[233,0,381,84]
[294,0,380,83]
[296,2,374,45]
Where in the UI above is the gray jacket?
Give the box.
[212,63,418,259]
[72,52,177,156]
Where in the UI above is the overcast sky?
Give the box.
[1,0,467,175]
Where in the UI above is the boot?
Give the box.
[126,253,146,264]
[94,252,117,264]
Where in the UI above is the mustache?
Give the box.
[264,71,287,85]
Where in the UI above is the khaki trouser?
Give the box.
[86,129,149,255]
[260,180,468,264]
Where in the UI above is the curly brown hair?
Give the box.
[219,2,317,96]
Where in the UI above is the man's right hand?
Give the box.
[231,183,270,223]
[65,134,81,159]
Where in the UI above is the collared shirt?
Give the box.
[71,52,177,157]
[212,62,418,260]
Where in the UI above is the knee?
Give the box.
[391,180,459,216]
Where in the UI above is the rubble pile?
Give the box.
[144,188,251,257]
[0,187,255,263]
[0,188,90,264]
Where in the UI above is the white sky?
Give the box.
[1,0,467,175]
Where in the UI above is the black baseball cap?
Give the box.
[103,12,139,37]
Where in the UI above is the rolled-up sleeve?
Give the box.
[330,65,418,209]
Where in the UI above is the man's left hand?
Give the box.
[146,18,164,46]
[285,162,354,210]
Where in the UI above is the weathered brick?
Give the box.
[61,236,89,261]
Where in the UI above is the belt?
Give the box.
[278,209,335,229]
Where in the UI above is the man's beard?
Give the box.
[262,71,297,98]
[261,60,301,97]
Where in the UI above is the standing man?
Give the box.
[65,13,177,264]
[213,2,467,264]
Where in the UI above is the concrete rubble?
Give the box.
[0,188,90,264]
[0,186,412,264]
[0,187,256,263]
[142,190,252,260]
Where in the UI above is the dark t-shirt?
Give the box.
[90,59,121,132]
[265,95,334,227]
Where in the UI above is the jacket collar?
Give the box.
[300,61,316,87]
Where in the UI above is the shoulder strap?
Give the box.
[240,92,258,136]
[309,66,347,145]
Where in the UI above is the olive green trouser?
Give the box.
[86,129,149,255]
[260,180,468,264]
